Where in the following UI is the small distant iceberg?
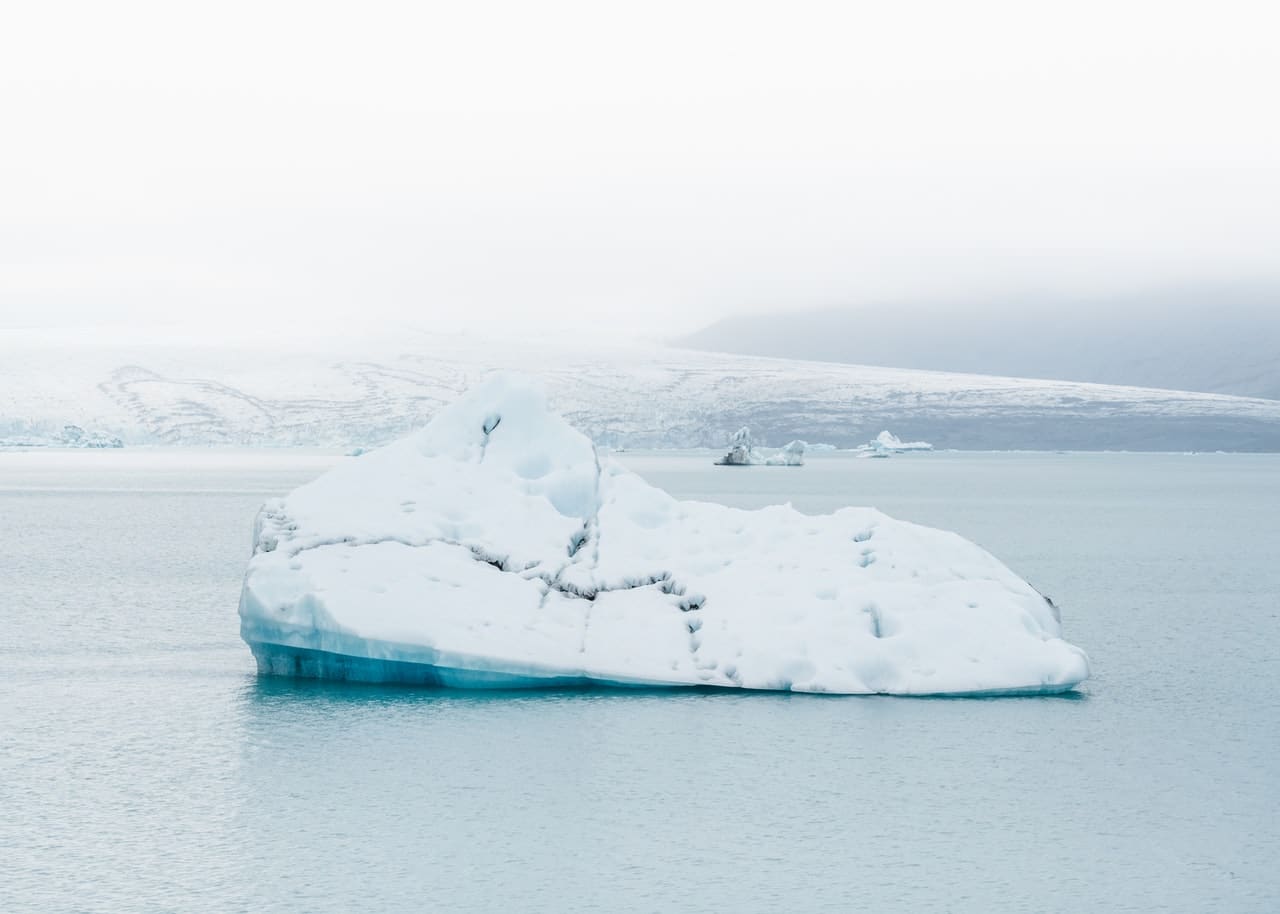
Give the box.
[855,430,933,457]
[238,374,1089,695]
[714,428,805,466]
[873,430,933,452]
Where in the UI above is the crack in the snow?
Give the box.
[259,441,711,664]
[575,444,605,650]
[865,604,883,638]
[271,529,687,604]
[478,413,501,462]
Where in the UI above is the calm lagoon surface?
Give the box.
[2,449,1278,913]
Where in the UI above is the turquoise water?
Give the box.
[2,450,1277,912]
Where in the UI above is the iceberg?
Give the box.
[715,428,805,466]
[857,430,933,456]
[239,375,1089,695]
[874,430,932,451]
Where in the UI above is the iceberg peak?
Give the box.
[239,373,1089,695]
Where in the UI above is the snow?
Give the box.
[239,374,1091,695]
[4,328,1280,450]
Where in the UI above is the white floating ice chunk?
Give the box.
[239,374,1089,695]
[872,430,933,452]
[714,428,804,466]
[851,430,934,456]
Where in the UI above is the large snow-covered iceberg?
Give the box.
[239,376,1089,695]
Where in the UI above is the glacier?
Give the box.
[239,375,1090,695]
[0,423,123,450]
[4,328,1280,450]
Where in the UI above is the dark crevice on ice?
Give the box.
[260,445,710,664]
[275,529,689,605]
[478,413,501,462]
[567,526,589,558]
[678,594,704,612]
[574,445,605,649]
[1030,584,1061,623]
[865,605,883,638]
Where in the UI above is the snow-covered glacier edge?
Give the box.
[6,329,1280,451]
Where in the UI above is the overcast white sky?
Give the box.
[2,0,1277,340]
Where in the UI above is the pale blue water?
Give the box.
[2,450,1278,912]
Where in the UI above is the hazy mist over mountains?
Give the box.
[5,3,1280,449]
[677,286,1280,401]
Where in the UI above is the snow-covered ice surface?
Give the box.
[4,327,1280,450]
[239,375,1090,695]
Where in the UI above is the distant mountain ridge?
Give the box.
[3,328,1280,451]
[676,287,1280,401]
